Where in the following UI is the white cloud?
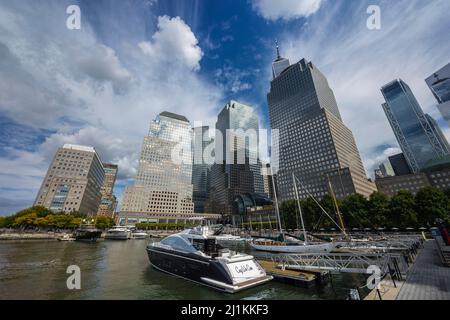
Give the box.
[251,0,323,21]
[138,15,203,71]
[274,0,450,175]
[0,2,222,214]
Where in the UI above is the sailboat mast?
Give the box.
[270,165,283,236]
[293,173,308,245]
[327,176,347,237]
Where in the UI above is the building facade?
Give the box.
[388,153,412,176]
[119,112,194,224]
[96,163,118,218]
[375,173,430,197]
[426,63,450,127]
[192,126,213,213]
[381,79,449,173]
[267,55,376,202]
[206,101,266,216]
[34,144,105,216]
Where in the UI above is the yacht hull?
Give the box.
[146,247,272,293]
[250,242,335,253]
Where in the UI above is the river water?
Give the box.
[0,240,367,300]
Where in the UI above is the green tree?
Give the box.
[280,200,299,230]
[13,213,38,229]
[341,194,369,228]
[95,216,115,230]
[368,192,390,228]
[415,187,449,226]
[389,191,418,228]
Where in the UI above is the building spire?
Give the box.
[275,39,281,59]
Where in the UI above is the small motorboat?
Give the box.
[146,227,273,293]
[57,234,75,241]
[74,224,102,242]
[132,231,148,240]
[105,226,132,240]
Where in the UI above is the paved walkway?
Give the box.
[397,240,450,300]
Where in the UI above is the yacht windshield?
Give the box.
[160,236,197,253]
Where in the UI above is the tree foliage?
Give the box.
[280,187,450,230]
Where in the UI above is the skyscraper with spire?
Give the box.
[267,45,377,201]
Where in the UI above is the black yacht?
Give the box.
[74,224,102,242]
[146,227,272,293]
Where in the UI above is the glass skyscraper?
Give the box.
[381,79,449,173]
[206,101,265,216]
[120,112,194,223]
[426,63,450,127]
[267,53,376,202]
[192,126,213,213]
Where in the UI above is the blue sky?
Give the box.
[1,0,450,215]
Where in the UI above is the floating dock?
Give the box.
[257,259,321,288]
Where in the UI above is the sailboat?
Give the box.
[249,172,336,253]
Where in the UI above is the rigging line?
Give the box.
[293,174,345,234]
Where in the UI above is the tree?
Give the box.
[368,192,390,228]
[13,213,38,229]
[415,187,449,226]
[95,216,115,230]
[389,191,418,228]
[341,194,369,228]
[280,200,299,230]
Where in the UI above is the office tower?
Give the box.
[381,79,449,173]
[388,153,412,176]
[192,126,213,213]
[426,63,450,126]
[96,163,118,218]
[262,163,277,200]
[272,42,290,79]
[207,101,265,216]
[120,112,194,223]
[379,160,395,177]
[34,144,105,215]
[267,53,376,202]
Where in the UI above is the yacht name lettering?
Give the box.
[181,304,216,318]
[235,264,253,275]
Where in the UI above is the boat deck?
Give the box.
[258,260,317,288]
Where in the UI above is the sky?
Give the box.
[0,0,450,215]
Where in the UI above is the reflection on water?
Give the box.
[0,240,366,300]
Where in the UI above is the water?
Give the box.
[0,240,367,300]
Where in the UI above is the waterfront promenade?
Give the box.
[397,240,450,300]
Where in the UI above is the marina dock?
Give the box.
[257,259,319,288]
[397,240,450,300]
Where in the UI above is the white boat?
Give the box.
[132,231,148,239]
[57,234,75,241]
[105,226,132,240]
[250,239,335,253]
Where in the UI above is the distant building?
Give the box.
[119,112,194,225]
[375,173,430,197]
[379,160,395,178]
[381,79,449,173]
[426,63,450,127]
[192,126,213,213]
[232,193,277,228]
[388,153,412,176]
[206,101,265,216]
[96,163,118,218]
[262,163,278,200]
[34,144,105,216]
[376,156,450,197]
[267,51,376,201]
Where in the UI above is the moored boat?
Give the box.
[105,226,132,240]
[146,227,273,293]
[74,224,102,242]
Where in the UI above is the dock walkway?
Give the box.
[397,240,450,300]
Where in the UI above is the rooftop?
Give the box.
[159,111,189,123]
